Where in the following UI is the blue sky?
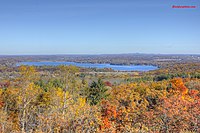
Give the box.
[0,0,199,55]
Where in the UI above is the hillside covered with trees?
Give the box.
[0,55,199,133]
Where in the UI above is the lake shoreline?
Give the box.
[16,61,158,72]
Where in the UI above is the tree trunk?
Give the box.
[21,108,26,133]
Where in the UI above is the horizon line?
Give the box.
[0,53,200,56]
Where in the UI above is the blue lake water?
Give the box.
[17,62,158,71]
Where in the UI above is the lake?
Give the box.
[17,62,158,71]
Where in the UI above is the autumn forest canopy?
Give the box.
[0,54,200,133]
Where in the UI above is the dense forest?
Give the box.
[0,55,200,133]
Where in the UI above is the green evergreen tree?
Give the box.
[86,78,109,105]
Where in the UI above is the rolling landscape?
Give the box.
[0,0,200,133]
[0,54,200,132]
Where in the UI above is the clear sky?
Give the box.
[0,0,199,55]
